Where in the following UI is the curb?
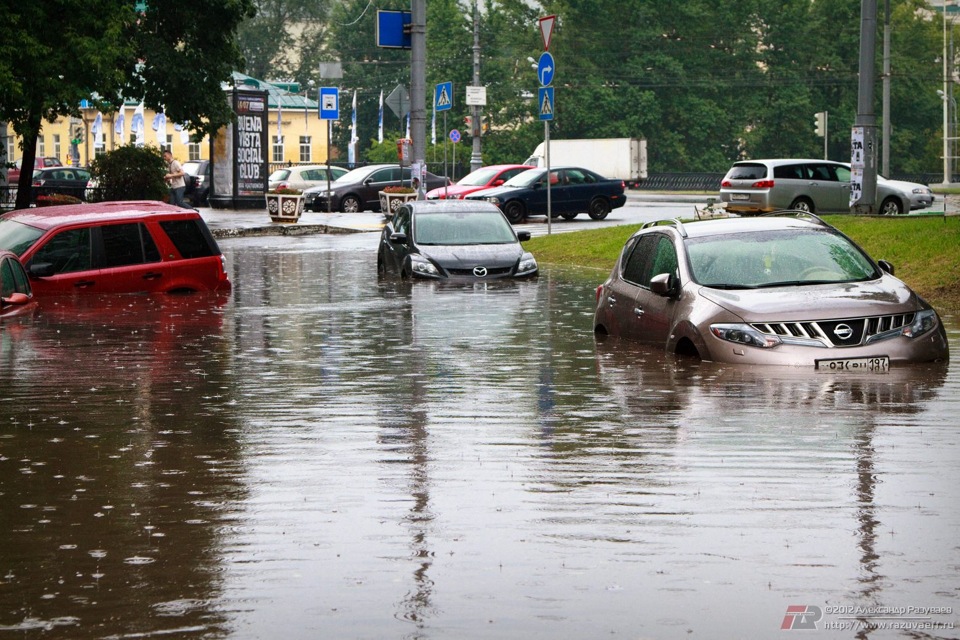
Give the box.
[210,224,367,239]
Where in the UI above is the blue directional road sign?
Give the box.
[538,87,554,121]
[319,87,339,120]
[538,52,555,87]
[435,82,453,112]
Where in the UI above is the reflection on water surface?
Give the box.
[1,234,957,639]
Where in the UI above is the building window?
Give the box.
[53,134,61,162]
[299,136,311,163]
[38,135,46,158]
[272,136,284,163]
[164,135,173,153]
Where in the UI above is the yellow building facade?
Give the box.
[4,87,333,172]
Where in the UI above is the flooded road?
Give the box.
[1,232,958,639]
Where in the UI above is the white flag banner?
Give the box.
[114,110,125,138]
[378,90,384,144]
[131,102,145,146]
[92,112,104,148]
[152,112,167,146]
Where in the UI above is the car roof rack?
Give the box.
[640,218,688,238]
[761,209,830,227]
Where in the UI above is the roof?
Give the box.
[227,72,319,111]
[2,201,199,230]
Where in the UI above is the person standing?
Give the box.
[163,150,187,208]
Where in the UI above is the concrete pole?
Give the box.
[854,0,878,213]
[882,0,890,178]
[470,0,483,172]
[944,0,952,185]
[411,0,427,195]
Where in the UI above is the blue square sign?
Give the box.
[319,87,339,120]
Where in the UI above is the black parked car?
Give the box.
[465,166,626,223]
[303,164,449,213]
[31,167,91,203]
[377,200,538,280]
[182,160,210,207]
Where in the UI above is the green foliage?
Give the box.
[89,145,169,202]
[232,0,956,176]
[0,0,255,209]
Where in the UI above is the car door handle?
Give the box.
[634,306,645,317]
[606,295,617,306]
[142,272,163,280]
[74,280,96,288]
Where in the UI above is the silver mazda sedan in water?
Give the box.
[593,213,949,368]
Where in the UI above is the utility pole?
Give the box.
[882,0,890,178]
[852,0,878,214]
[411,0,427,196]
[470,0,483,172]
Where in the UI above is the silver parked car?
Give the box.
[720,158,929,215]
[593,213,949,367]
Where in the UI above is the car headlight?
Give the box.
[901,308,938,338]
[709,323,782,349]
[517,253,538,274]
[485,196,501,205]
[410,256,440,276]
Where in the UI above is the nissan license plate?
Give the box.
[815,356,890,372]
[730,193,750,201]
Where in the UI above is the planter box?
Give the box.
[379,191,417,218]
[266,193,304,223]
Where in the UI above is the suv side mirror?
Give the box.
[650,272,679,298]
[389,232,408,244]
[29,262,56,278]
[877,259,895,276]
[516,231,531,242]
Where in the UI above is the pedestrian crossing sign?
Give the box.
[435,82,453,112]
[538,87,554,121]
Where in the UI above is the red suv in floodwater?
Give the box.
[0,201,231,296]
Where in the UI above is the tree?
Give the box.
[0,0,255,209]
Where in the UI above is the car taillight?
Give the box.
[751,179,775,189]
[278,181,288,189]
[195,176,205,185]
[596,284,604,302]
[32,179,44,187]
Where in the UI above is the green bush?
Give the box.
[89,145,168,202]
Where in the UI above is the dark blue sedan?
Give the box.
[465,166,626,223]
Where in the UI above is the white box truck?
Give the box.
[523,137,648,187]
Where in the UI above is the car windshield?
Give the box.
[502,169,545,188]
[183,162,202,176]
[269,169,291,181]
[0,219,45,257]
[686,228,880,289]
[414,211,516,245]
[457,167,500,186]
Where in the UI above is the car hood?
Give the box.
[879,178,930,194]
[419,243,523,267]
[425,185,484,199]
[697,276,923,320]
[466,185,523,199]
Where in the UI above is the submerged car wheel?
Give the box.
[879,197,904,215]
[588,197,611,220]
[341,195,361,213]
[561,212,578,220]
[789,197,815,213]
[503,201,526,223]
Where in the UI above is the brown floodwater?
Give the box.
[1,233,957,639]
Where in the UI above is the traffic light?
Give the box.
[71,126,83,145]
[814,112,827,137]
[464,116,473,136]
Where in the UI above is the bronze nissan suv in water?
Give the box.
[593,213,948,368]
